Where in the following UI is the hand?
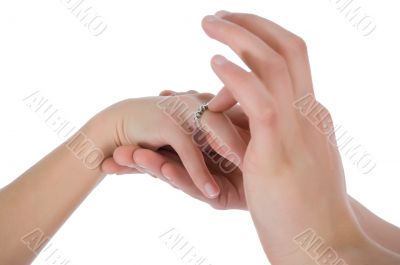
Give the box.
[104,91,400,256]
[97,92,246,199]
[102,90,249,209]
[202,11,399,264]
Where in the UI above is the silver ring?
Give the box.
[194,103,209,131]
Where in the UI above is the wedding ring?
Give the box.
[194,103,209,131]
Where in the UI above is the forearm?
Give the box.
[0,115,114,265]
[350,196,400,254]
[254,205,400,265]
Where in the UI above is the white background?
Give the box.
[1,0,399,264]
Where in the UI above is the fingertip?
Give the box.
[202,15,218,25]
[207,87,237,112]
[200,168,220,199]
[101,157,116,174]
[132,148,162,167]
[113,145,137,167]
[204,182,220,199]
[215,10,231,18]
[160,162,179,185]
[101,157,138,175]
[202,15,221,36]
[196,169,220,199]
[211,54,229,67]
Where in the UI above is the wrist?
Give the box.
[81,99,141,153]
[259,198,371,265]
[270,208,394,265]
[68,110,120,164]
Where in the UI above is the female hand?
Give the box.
[102,90,248,209]
[99,92,246,199]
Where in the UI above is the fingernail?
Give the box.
[204,182,219,198]
[134,164,148,174]
[128,164,145,173]
[215,10,231,17]
[170,181,179,189]
[135,163,146,170]
[204,15,218,23]
[163,173,172,181]
[213,55,228,66]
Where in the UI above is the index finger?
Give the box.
[208,55,280,146]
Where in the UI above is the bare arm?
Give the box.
[350,196,400,254]
[0,94,238,265]
[0,116,114,265]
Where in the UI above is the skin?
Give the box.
[0,94,245,265]
[104,11,400,264]
[106,90,400,255]
[1,10,399,265]
[203,12,400,264]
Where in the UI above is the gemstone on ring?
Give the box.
[194,103,209,131]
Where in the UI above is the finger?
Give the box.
[202,15,293,99]
[210,56,273,122]
[235,126,251,144]
[101,157,139,175]
[199,110,246,168]
[159,150,226,206]
[195,92,214,103]
[157,149,208,194]
[113,145,141,168]
[165,129,220,199]
[215,11,314,98]
[207,87,236,112]
[225,104,249,130]
[157,152,205,198]
[181,90,198,95]
[159,90,176,96]
[160,148,246,210]
[209,55,281,148]
[122,148,206,200]
[208,89,249,130]
[159,150,244,209]
[159,90,198,96]
[135,148,234,208]
[132,148,180,183]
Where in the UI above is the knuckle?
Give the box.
[234,71,255,87]
[283,36,308,58]
[319,103,332,118]
[196,92,215,102]
[159,89,175,96]
[187,90,198,93]
[254,107,277,126]
[316,103,334,132]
